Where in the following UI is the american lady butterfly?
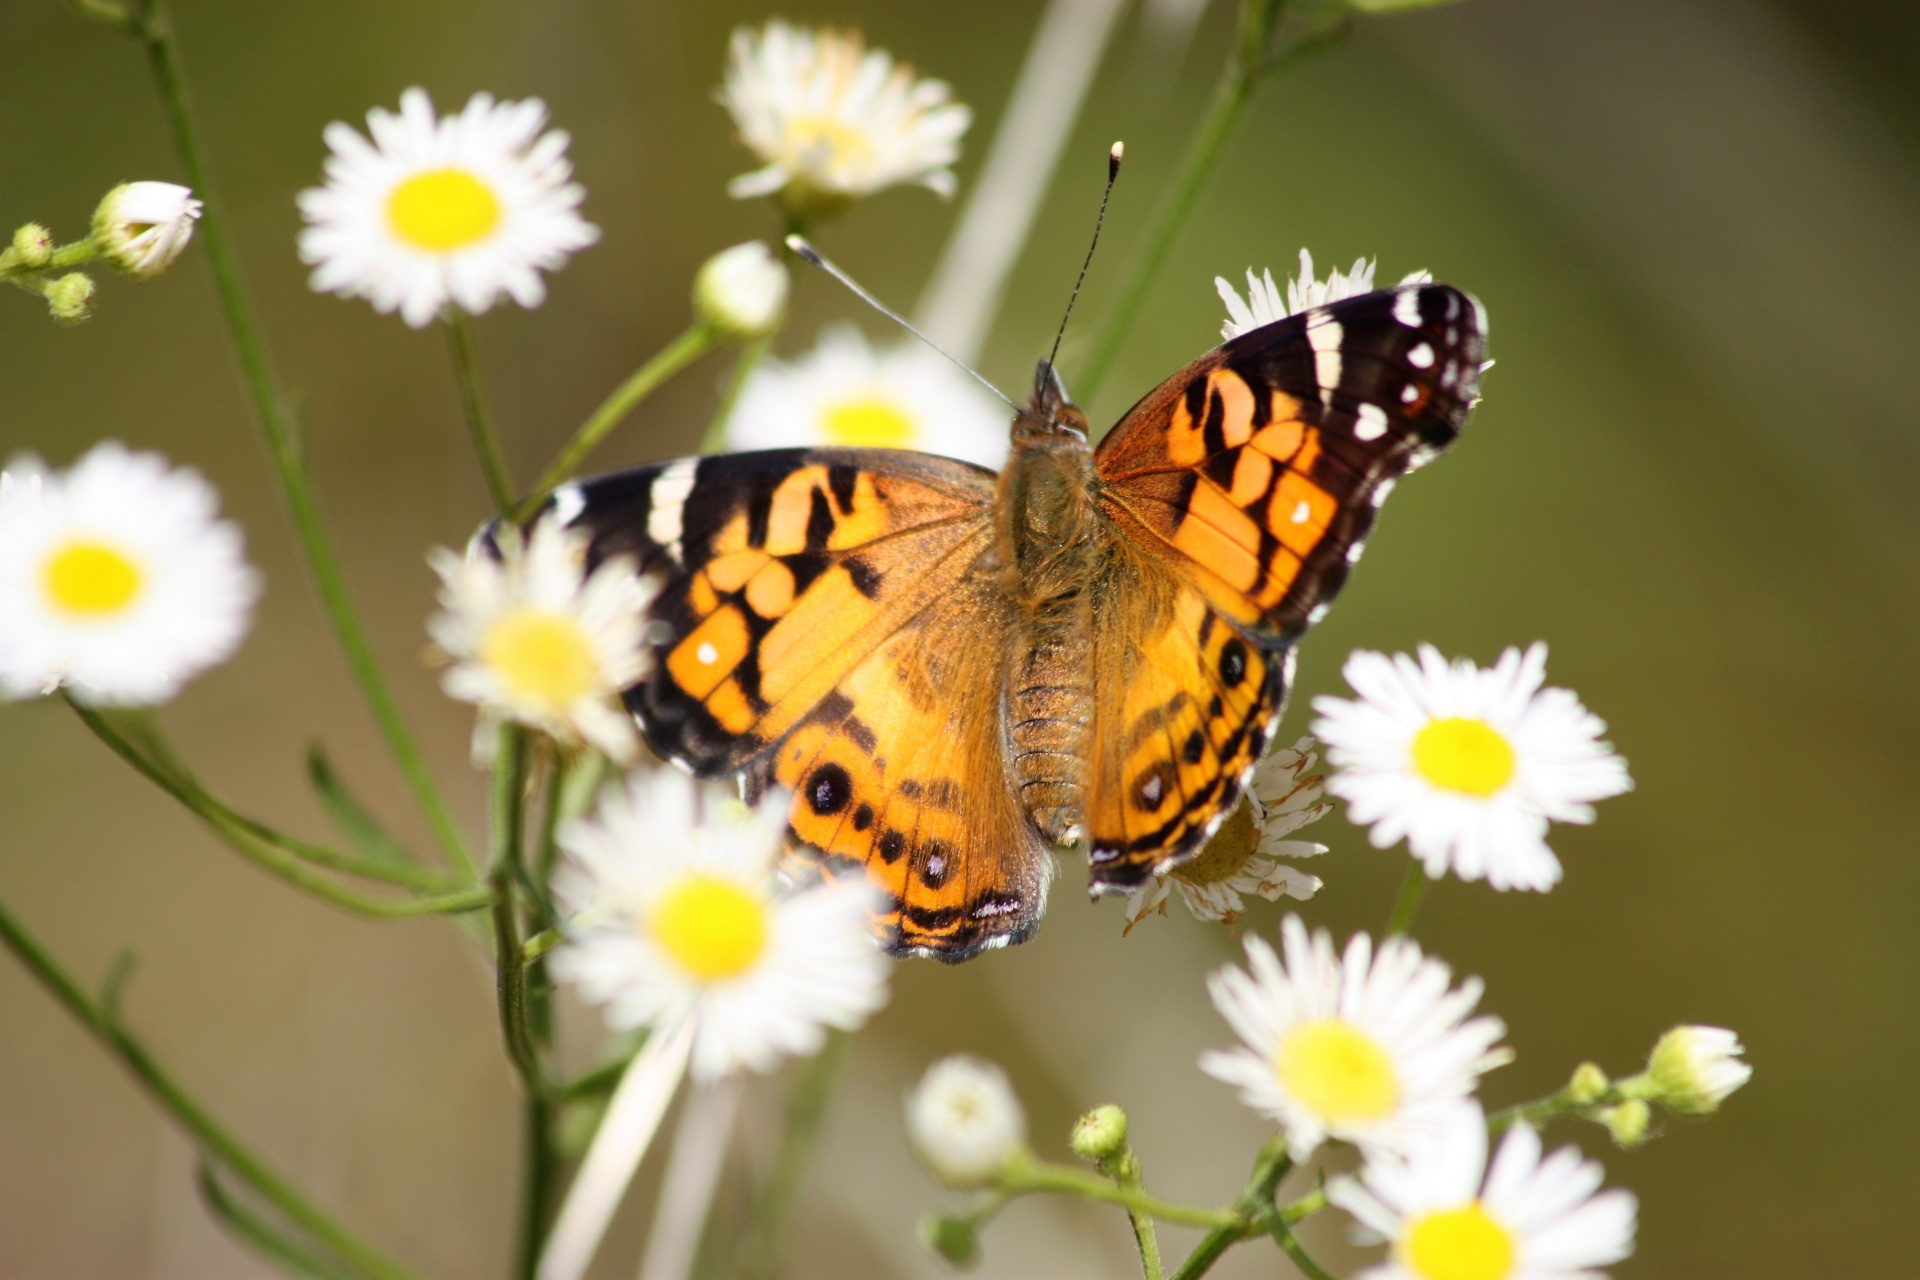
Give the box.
[543,283,1485,960]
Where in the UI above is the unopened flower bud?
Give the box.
[1069,1104,1129,1163]
[47,272,96,324]
[93,181,201,278]
[11,223,53,269]
[1646,1025,1752,1114]
[694,240,787,340]
[906,1055,1025,1189]
[1567,1061,1609,1106]
[918,1213,980,1267]
[1601,1099,1651,1148]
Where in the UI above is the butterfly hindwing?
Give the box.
[556,448,995,774]
[1094,283,1486,645]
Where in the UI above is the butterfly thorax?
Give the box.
[994,365,1100,848]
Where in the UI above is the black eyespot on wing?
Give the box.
[807,763,852,816]
[1219,638,1248,687]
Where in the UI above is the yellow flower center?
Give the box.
[1175,801,1257,888]
[387,168,502,252]
[42,540,143,616]
[480,609,599,709]
[1275,1019,1400,1124]
[650,874,769,981]
[1411,717,1516,798]
[1402,1203,1517,1280]
[822,395,916,448]
[786,116,875,175]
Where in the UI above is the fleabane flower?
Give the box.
[720,21,970,219]
[427,517,653,764]
[551,771,891,1081]
[694,240,789,340]
[906,1055,1027,1189]
[1201,916,1511,1159]
[0,443,258,705]
[1311,644,1632,892]
[298,88,598,328]
[724,324,1009,469]
[1217,248,1432,340]
[1330,1102,1637,1280]
[1643,1025,1752,1115]
[1125,737,1332,931]
[92,182,201,278]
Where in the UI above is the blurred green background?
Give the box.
[3,0,1917,1275]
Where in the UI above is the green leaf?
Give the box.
[305,744,416,870]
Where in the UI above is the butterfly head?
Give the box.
[1014,359,1090,447]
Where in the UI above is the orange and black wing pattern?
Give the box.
[1084,283,1486,887]
[550,448,995,775]
[1095,283,1487,645]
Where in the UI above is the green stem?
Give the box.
[697,333,772,454]
[556,1045,641,1104]
[517,325,718,520]
[0,895,430,1280]
[1110,1155,1164,1280]
[1385,862,1429,937]
[121,0,476,880]
[196,1163,358,1280]
[1268,1212,1339,1280]
[1075,0,1349,407]
[443,311,516,514]
[999,1157,1239,1231]
[1167,1137,1292,1280]
[738,1031,850,1278]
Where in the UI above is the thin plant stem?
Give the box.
[0,894,430,1280]
[1167,1137,1291,1280]
[518,325,718,520]
[1268,1213,1339,1280]
[1076,0,1349,406]
[196,1163,359,1280]
[696,334,770,454]
[737,1030,850,1278]
[999,1157,1239,1231]
[444,310,516,514]
[1386,862,1429,937]
[114,0,477,880]
[1113,1159,1164,1280]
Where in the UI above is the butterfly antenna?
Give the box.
[1046,141,1125,375]
[785,236,1019,411]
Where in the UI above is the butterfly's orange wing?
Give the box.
[1084,284,1486,888]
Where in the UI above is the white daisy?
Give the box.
[551,770,891,1082]
[1124,737,1332,931]
[1200,916,1511,1159]
[905,1055,1027,1189]
[693,240,789,340]
[724,324,1009,469]
[1217,248,1433,340]
[1311,644,1632,893]
[0,442,258,705]
[91,181,201,278]
[720,21,971,217]
[427,516,653,764]
[1643,1025,1752,1115]
[298,88,598,328]
[1330,1102,1637,1280]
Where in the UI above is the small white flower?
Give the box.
[1311,644,1632,893]
[298,88,599,328]
[1644,1025,1752,1115]
[1201,916,1511,1160]
[720,21,971,214]
[694,240,789,340]
[0,443,258,705]
[92,182,201,278]
[427,517,653,764]
[725,324,1009,469]
[1124,737,1332,931]
[905,1055,1027,1189]
[1216,248,1432,340]
[1330,1102,1637,1280]
[551,771,890,1082]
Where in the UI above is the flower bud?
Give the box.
[918,1213,980,1267]
[1567,1061,1609,1106]
[92,181,201,278]
[1646,1025,1752,1114]
[46,272,96,324]
[694,240,787,340]
[905,1055,1025,1189]
[1069,1104,1129,1163]
[1601,1099,1651,1148]
[11,223,53,269]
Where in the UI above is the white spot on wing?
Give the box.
[696,642,719,665]
[1306,311,1343,403]
[1306,603,1330,624]
[647,458,699,564]
[1355,403,1389,441]
[550,482,585,526]
[1393,289,1424,328]
[1370,478,1398,507]
[1401,383,1420,404]
[1291,500,1311,524]
[1408,342,1435,369]
[1142,775,1163,805]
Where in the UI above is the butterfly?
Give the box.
[541,283,1486,960]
